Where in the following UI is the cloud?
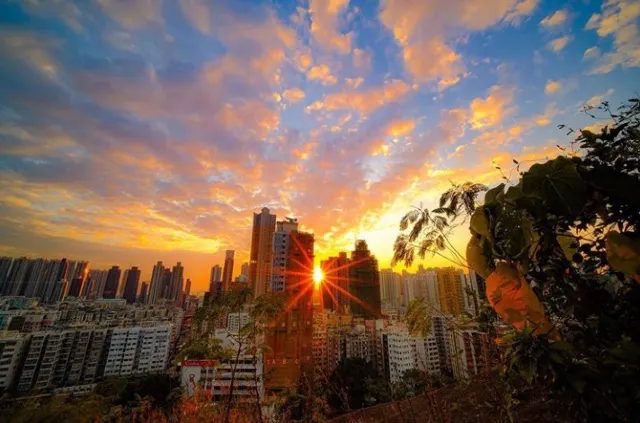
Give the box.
[584,88,615,108]
[504,0,539,24]
[545,80,562,95]
[21,0,83,32]
[345,77,364,89]
[104,31,136,51]
[307,64,338,85]
[548,35,571,52]
[179,0,212,34]
[583,46,601,60]
[540,10,568,28]
[585,0,640,74]
[385,119,416,138]
[308,0,352,54]
[306,79,411,115]
[352,48,372,69]
[0,29,59,79]
[469,85,515,130]
[294,52,313,71]
[282,88,306,103]
[379,0,538,88]
[97,0,163,29]
[402,38,466,89]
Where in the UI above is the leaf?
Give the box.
[486,263,553,336]
[606,231,640,279]
[485,183,505,204]
[557,232,580,262]
[466,236,494,279]
[470,207,492,240]
[522,156,587,218]
[504,183,522,205]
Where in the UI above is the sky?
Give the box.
[0,0,638,292]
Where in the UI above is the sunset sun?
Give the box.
[313,266,324,286]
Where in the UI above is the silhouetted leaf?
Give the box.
[522,156,587,218]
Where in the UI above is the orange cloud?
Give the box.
[469,85,515,130]
[545,80,562,95]
[540,10,568,28]
[294,52,313,71]
[309,0,351,54]
[306,80,411,115]
[548,35,572,52]
[379,0,537,88]
[402,38,466,88]
[585,0,640,74]
[307,64,338,85]
[385,119,416,138]
[282,88,306,103]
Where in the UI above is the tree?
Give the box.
[327,357,390,414]
[393,99,640,422]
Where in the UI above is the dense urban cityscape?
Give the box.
[0,206,491,403]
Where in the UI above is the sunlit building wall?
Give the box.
[436,268,465,316]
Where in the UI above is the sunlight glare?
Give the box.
[313,266,323,286]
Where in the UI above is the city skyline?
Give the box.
[0,1,637,293]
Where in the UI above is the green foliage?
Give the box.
[395,98,640,422]
[521,156,587,218]
[327,358,390,414]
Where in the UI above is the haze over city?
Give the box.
[0,0,637,292]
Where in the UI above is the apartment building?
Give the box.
[0,332,27,390]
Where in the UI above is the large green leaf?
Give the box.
[466,236,494,279]
[484,183,505,204]
[470,206,492,240]
[522,156,587,218]
[606,231,640,278]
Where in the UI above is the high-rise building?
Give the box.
[249,207,276,297]
[23,258,47,298]
[436,268,465,316]
[42,258,69,304]
[265,223,314,393]
[139,282,149,304]
[184,278,191,299]
[240,262,249,278]
[348,240,381,319]
[320,252,350,313]
[102,266,121,299]
[123,266,141,304]
[148,262,165,304]
[84,269,108,298]
[380,268,403,309]
[0,257,13,294]
[222,250,234,291]
[210,264,222,285]
[5,257,29,296]
[169,262,184,302]
[0,332,27,390]
[160,268,172,299]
